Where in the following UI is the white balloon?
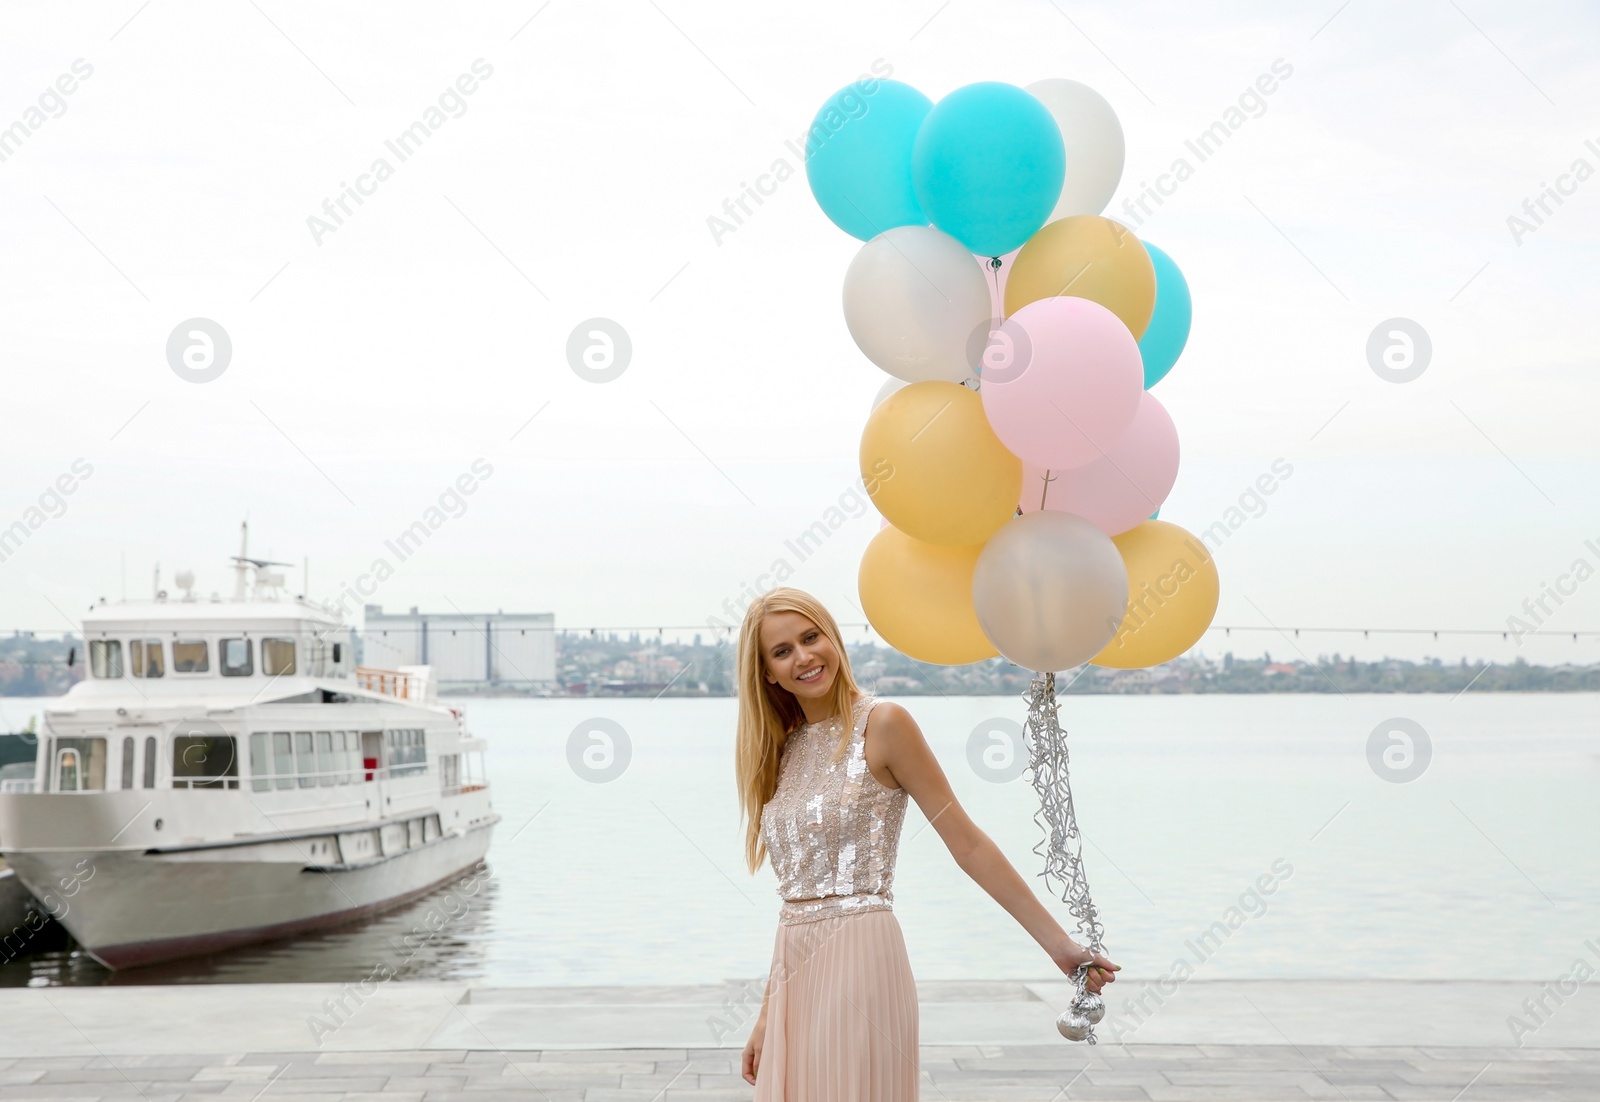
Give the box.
[843,225,990,384]
[1025,79,1125,219]
[871,375,909,412]
[972,511,1128,672]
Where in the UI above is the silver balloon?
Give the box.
[843,225,990,384]
[1025,79,1126,219]
[1056,1011,1093,1042]
[972,510,1128,672]
[1073,991,1106,1025]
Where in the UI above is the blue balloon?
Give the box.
[805,80,932,241]
[1149,508,1160,520]
[911,83,1064,257]
[1139,243,1192,387]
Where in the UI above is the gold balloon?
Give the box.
[860,381,1022,547]
[1004,215,1157,338]
[859,524,998,665]
[1091,520,1219,669]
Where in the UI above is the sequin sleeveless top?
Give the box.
[759,693,909,925]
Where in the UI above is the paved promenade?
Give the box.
[0,979,1593,1100]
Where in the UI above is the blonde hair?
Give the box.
[735,587,862,874]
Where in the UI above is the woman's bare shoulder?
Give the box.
[864,698,919,738]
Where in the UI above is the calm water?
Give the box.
[0,693,1595,987]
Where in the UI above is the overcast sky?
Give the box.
[1,0,1596,666]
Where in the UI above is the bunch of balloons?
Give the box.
[807,75,1219,674]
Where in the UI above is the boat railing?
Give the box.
[355,666,421,700]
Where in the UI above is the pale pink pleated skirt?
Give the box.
[753,908,919,1100]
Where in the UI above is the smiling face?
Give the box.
[759,610,840,706]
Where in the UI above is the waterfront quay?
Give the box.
[0,978,1594,1100]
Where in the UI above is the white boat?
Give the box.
[0,527,498,969]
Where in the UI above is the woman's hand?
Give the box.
[741,1019,764,1085]
[1051,937,1120,995]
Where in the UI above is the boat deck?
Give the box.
[0,978,1593,1099]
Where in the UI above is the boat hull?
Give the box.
[3,817,496,970]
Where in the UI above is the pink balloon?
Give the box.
[979,297,1144,469]
[1018,391,1179,535]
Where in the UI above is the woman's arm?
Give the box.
[865,701,1119,994]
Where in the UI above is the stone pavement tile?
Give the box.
[526,1049,691,1063]
[1115,1045,1212,1060]
[693,1072,758,1091]
[382,1075,467,1091]
[1142,1088,1313,1101]
[230,1076,388,1093]
[0,1068,47,1084]
[0,1086,177,1099]
[920,1045,992,1060]
[504,1059,658,1076]
[1330,1046,1429,1061]
[1414,1046,1525,1061]
[493,1070,622,1091]
[457,1051,511,1065]
[86,1055,244,1069]
[4,1057,97,1070]
[237,1052,324,1066]
[924,1085,1150,1101]
[1192,1044,1316,1060]
[422,1092,585,1102]
[275,1061,436,1079]
[191,1066,291,1082]
[35,1068,210,1084]
[1295,1083,1393,1101]
[1163,1070,1352,1087]
[313,1050,458,1064]
[584,1092,751,1102]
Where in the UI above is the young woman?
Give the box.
[736,586,1118,1096]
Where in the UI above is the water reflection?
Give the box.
[1,862,501,987]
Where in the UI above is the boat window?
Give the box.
[262,638,297,677]
[295,732,314,788]
[220,638,253,677]
[336,731,355,784]
[272,732,294,790]
[143,735,156,787]
[121,736,135,789]
[384,728,427,777]
[129,639,165,678]
[314,731,334,787]
[90,640,123,679]
[172,734,239,789]
[332,642,344,665]
[52,737,107,790]
[172,640,209,673]
[57,748,80,792]
[249,733,270,793]
[441,752,459,792]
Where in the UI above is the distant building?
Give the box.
[360,605,555,689]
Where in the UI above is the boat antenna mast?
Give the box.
[229,520,293,601]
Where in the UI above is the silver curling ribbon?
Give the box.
[1026,672,1109,1044]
